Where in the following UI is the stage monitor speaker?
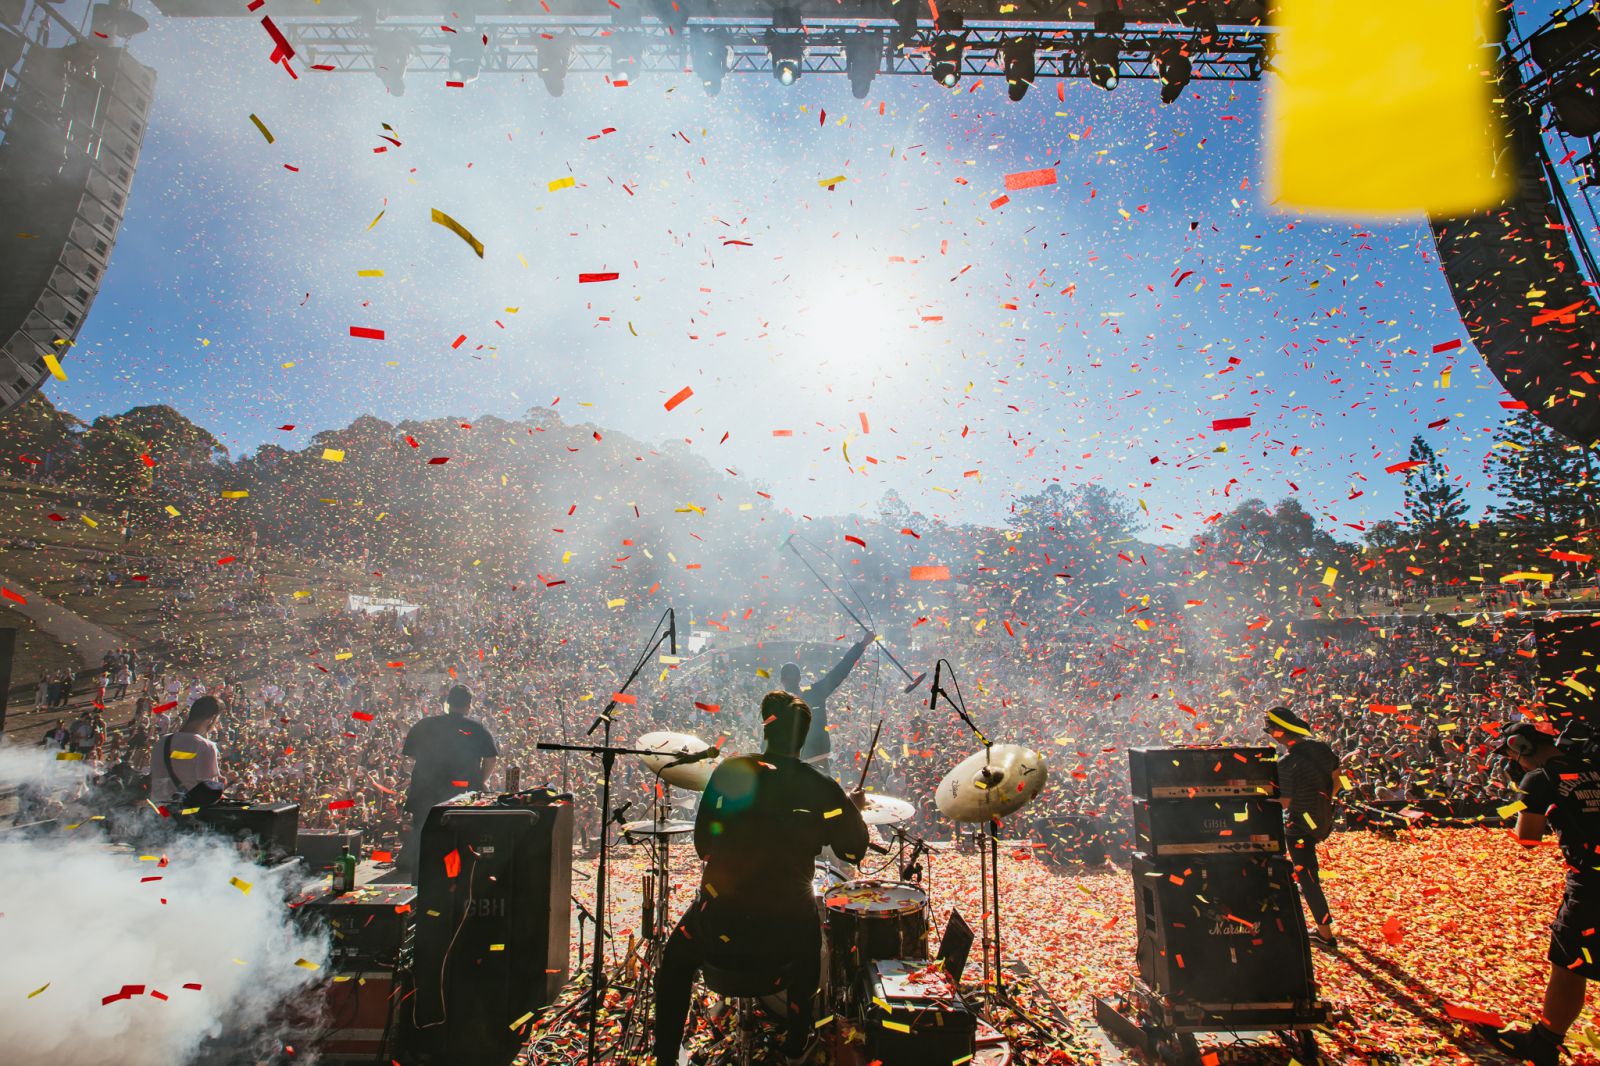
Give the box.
[297,829,363,870]
[1535,614,1600,727]
[192,801,299,863]
[1128,746,1279,800]
[1131,853,1315,1011]
[402,791,573,1066]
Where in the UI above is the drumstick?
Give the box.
[855,718,885,793]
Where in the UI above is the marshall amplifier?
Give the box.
[1129,747,1279,800]
[1132,853,1315,1010]
[1133,797,1284,856]
[399,790,573,1066]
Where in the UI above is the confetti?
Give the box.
[430,207,485,258]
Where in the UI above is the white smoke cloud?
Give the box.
[0,751,330,1066]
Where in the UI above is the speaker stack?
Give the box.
[397,789,574,1066]
[1096,747,1328,1065]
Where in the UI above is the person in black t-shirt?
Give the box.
[398,685,498,878]
[1266,706,1341,948]
[653,691,869,1066]
[1480,721,1600,1066]
[779,631,875,769]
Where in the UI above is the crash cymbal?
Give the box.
[935,744,1049,822]
[636,730,719,791]
[860,794,915,827]
[622,817,695,839]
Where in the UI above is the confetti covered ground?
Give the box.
[561,828,1597,1066]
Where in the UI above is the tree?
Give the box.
[1401,436,1467,532]
[1485,413,1600,544]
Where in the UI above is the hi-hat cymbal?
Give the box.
[861,794,915,826]
[935,744,1049,822]
[636,730,719,791]
[622,817,695,839]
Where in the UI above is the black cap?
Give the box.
[446,685,473,711]
[1264,706,1311,737]
[1495,720,1554,755]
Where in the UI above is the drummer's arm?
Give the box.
[694,780,722,860]
[829,791,870,864]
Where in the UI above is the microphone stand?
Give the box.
[536,608,676,1066]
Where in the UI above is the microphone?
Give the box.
[668,608,677,657]
[611,800,633,826]
[928,660,942,711]
[664,745,720,768]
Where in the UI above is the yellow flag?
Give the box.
[1269,0,1508,215]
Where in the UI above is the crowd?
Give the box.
[25,564,1547,866]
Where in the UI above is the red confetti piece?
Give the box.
[1004,167,1057,191]
[443,848,461,879]
[611,693,637,705]
[327,799,355,810]
[48,513,64,521]
[451,334,466,349]
[578,272,619,283]
[372,850,393,862]
[182,983,202,991]
[1431,339,1462,353]
[1211,416,1252,431]
[694,701,720,713]
[910,566,951,581]
[352,711,375,721]
[387,661,404,668]
[989,194,1011,209]
[772,429,793,437]
[278,424,295,431]
[405,436,419,448]
[1550,550,1594,563]
[217,556,236,565]
[153,701,178,713]
[427,457,450,465]
[349,326,385,340]
[1445,1003,1505,1027]
[1385,460,1425,474]
[664,386,694,412]
[844,535,866,548]
[2,588,26,605]
[1500,400,1529,409]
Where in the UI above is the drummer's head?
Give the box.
[779,662,801,693]
[761,691,811,756]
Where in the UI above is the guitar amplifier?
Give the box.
[1132,853,1315,1010]
[400,789,573,1066]
[862,959,977,1066]
[296,885,416,971]
[1132,797,1284,856]
[298,829,363,870]
[193,801,299,862]
[1129,747,1279,800]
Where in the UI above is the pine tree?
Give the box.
[1401,436,1468,533]
[1485,413,1600,538]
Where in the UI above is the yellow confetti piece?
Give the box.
[321,448,345,462]
[55,752,83,761]
[1269,0,1506,215]
[43,353,67,380]
[430,207,485,259]
[510,1011,534,1030]
[27,983,48,999]
[293,590,311,599]
[489,944,505,951]
[357,268,384,278]
[1502,571,1554,583]
[819,175,847,187]
[756,668,771,679]
[170,750,197,760]
[230,877,253,894]
[294,958,320,970]
[823,808,843,819]
[335,651,352,660]
[607,598,626,608]
[367,209,385,230]
[81,515,98,528]
[1499,800,1527,819]
[1322,567,1338,587]
[221,490,248,499]
[882,1020,912,1033]
[548,176,576,191]
[248,113,275,144]
[1440,367,1453,388]
[165,505,181,517]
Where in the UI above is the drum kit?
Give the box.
[620,727,1052,1062]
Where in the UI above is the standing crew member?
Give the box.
[1265,706,1340,947]
[1480,721,1600,1066]
[150,696,227,805]
[399,685,498,878]
[778,631,875,768]
[654,691,870,1066]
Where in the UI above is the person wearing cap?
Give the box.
[1265,706,1340,948]
[778,631,875,772]
[399,685,499,878]
[1479,721,1600,1066]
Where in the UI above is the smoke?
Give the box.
[0,752,330,1066]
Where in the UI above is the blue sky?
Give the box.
[42,3,1534,542]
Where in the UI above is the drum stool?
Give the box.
[700,957,798,1066]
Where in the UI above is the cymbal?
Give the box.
[860,794,915,826]
[935,744,1049,822]
[636,730,719,791]
[622,817,694,839]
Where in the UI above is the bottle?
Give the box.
[332,846,357,895]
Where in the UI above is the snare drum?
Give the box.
[823,879,929,1003]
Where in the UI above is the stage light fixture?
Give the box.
[537,34,572,96]
[1553,79,1600,138]
[1172,0,1218,38]
[692,29,732,96]
[766,7,805,85]
[1155,45,1191,103]
[1531,13,1600,72]
[371,30,416,96]
[845,31,883,99]
[1002,38,1037,102]
[1085,36,1119,90]
[891,0,918,48]
[930,14,965,88]
[89,0,149,41]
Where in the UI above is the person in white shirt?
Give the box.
[150,696,227,804]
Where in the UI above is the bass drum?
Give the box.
[823,879,929,1007]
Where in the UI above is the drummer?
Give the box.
[653,691,870,1066]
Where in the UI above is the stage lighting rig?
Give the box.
[891,0,917,49]
[1002,37,1037,102]
[537,34,572,96]
[1530,12,1600,72]
[1155,44,1191,103]
[448,20,483,85]
[930,13,965,88]
[89,0,149,41]
[845,31,883,99]
[1086,36,1120,91]
[370,29,416,96]
[692,28,732,95]
[612,28,645,77]
[766,7,805,85]
[1172,0,1218,38]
